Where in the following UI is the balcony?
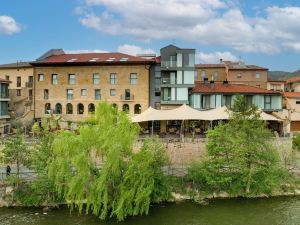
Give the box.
[161,99,189,105]
[26,82,33,88]
[160,78,195,88]
[120,94,134,101]
[161,60,177,70]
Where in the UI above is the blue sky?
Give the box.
[1,0,300,71]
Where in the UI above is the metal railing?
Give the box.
[25,82,33,88]
[161,60,177,68]
[120,94,134,101]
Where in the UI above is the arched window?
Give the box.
[45,103,51,114]
[134,104,141,114]
[88,103,95,113]
[55,103,62,114]
[66,103,73,114]
[122,104,129,113]
[112,103,118,110]
[77,103,84,115]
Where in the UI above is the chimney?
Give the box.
[204,78,208,85]
[210,80,215,89]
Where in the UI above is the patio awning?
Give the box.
[132,104,209,122]
[131,105,282,123]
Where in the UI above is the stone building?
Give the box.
[0,62,34,120]
[223,61,268,88]
[0,78,10,136]
[195,63,226,82]
[31,50,153,121]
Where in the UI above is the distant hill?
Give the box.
[268,70,300,81]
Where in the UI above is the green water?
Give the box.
[1,197,300,225]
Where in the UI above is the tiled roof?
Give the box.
[192,82,280,94]
[0,62,32,69]
[32,52,154,65]
[286,77,300,84]
[196,64,225,68]
[283,92,300,98]
[223,61,268,70]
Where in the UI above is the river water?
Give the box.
[0,197,299,225]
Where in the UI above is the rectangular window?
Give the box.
[17,76,21,87]
[52,74,58,85]
[130,73,137,85]
[176,54,182,67]
[68,74,76,84]
[245,95,253,106]
[16,89,21,96]
[44,89,49,100]
[183,71,195,84]
[162,88,171,101]
[67,89,73,100]
[0,84,9,98]
[125,89,131,100]
[93,73,100,84]
[201,70,206,80]
[110,89,116,96]
[256,73,261,79]
[202,95,210,109]
[28,89,33,98]
[81,89,87,96]
[0,101,8,116]
[223,95,232,108]
[177,88,188,101]
[95,89,101,100]
[155,77,161,86]
[38,74,44,81]
[264,95,271,109]
[5,75,9,80]
[110,73,117,84]
[296,101,300,104]
[188,53,195,67]
[237,74,242,78]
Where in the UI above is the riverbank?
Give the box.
[1,197,300,225]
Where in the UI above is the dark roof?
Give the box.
[196,64,225,68]
[192,82,280,95]
[31,52,154,66]
[286,77,300,84]
[267,80,286,83]
[223,61,268,71]
[0,62,32,69]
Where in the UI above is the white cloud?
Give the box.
[65,49,108,54]
[0,15,22,35]
[199,51,238,64]
[77,1,300,54]
[117,44,155,55]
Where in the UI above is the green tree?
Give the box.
[189,95,290,196]
[16,131,62,206]
[48,102,169,220]
[2,131,29,177]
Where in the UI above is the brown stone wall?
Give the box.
[195,67,226,82]
[34,65,150,121]
[227,69,268,88]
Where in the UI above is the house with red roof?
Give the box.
[30,49,155,121]
[285,77,300,92]
[190,81,282,112]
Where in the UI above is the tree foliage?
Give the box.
[48,102,169,221]
[1,131,29,176]
[189,95,290,196]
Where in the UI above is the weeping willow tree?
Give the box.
[48,102,169,221]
